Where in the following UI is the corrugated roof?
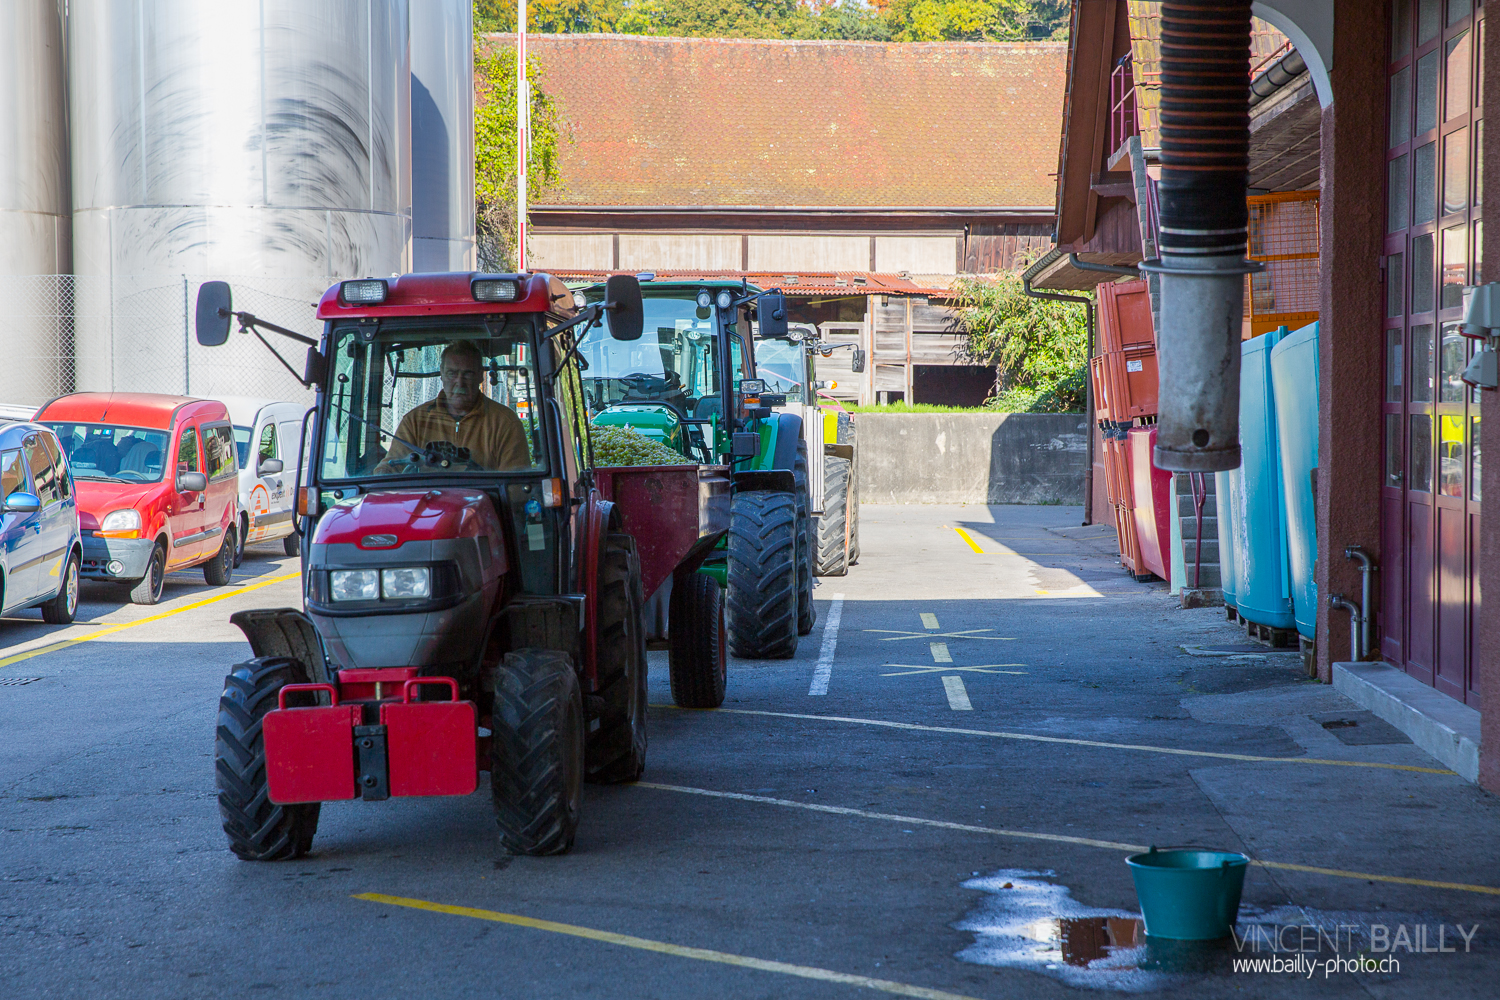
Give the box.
[555,268,946,298]
[493,34,1066,211]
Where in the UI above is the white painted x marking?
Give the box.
[865,628,1016,642]
[881,663,1029,677]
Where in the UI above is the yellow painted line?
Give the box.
[0,571,301,669]
[654,706,1455,775]
[919,612,939,630]
[928,642,951,663]
[354,893,987,1000]
[952,527,985,554]
[638,784,1500,898]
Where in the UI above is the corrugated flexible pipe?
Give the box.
[1143,0,1260,473]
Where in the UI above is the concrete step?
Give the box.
[1177,492,1217,519]
[1180,515,1217,538]
[1183,538,1219,563]
[1179,562,1221,589]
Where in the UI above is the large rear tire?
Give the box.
[215,656,321,861]
[815,456,852,577]
[792,440,816,636]
[726,490,799,659]
[586,533,648,784]
[491,648,584,856]
[127,542,166,606]
[668,572,727,707]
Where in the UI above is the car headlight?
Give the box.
[382,566,431,599]
[100,509,142,532]
[330,569,379,601]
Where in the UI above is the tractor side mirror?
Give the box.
[196,281,233,346]
[257,458,284,476]
[604,274,644,341]
[851,347,867,373]
[304,346,328,386]
[759,292,789,339]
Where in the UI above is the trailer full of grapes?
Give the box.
[594,463,731,708]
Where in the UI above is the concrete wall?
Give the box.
[856,413,1088,505]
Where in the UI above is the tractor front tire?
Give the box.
[726,490,799,659]
[815,455,852,577]
[792,440,816,636]
[586,534,648,784]
[491,649,584,855]
[668,572,727,708]
[215,656,321,861]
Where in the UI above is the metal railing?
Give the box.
[1109,58,1139,155]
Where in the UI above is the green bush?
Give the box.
[951,269,1090,413]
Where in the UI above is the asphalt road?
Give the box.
[3,505,1499,999]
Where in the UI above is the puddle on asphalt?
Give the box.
[954,870,1443,992]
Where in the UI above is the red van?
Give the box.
[35,393,240,605]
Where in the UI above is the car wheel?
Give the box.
[204,528,235,586]
[41,551,80,625]
[283,529,300,557]
[233,514,247,568]
[128,543,167,606]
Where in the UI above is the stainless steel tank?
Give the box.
[411,0,475,273]
[68,0,412,400]
[1,0,71,405]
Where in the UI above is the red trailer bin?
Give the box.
[1128,426,1173,581]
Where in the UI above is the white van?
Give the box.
[216,397,308,563]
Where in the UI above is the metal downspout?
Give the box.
[1021,270,1094,525]
[1345,546,1377,661]
[1143,0,1259,473]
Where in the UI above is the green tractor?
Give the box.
[577,279,816,661]
[753,323,862,576]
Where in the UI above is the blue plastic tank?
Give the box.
[1232,327,1297,630]
[1214,465,1241,611]
[1270,322,1320,639]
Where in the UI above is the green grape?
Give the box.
[590,424,694,467]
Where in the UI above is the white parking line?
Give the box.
[928,642,951,663]
[807,594,845,696]
[942,676,972,711]
[919,612,939,630]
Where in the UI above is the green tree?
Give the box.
[474,40,569,270]
[476,0,894,40]
[951,270,1089,413]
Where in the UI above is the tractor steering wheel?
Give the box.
[385,440,482,473]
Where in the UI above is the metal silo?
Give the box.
[411,0,475,272]
[0,0,71,405]
[68,0,412,401]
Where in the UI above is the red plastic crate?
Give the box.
[1129,426,1173,581]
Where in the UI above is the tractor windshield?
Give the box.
[319,316,547,481]
[576,294,726,421]
[751,339,806,401]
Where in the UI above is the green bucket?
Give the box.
[1126,847,1249,941]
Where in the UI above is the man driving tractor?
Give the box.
[377,339,531,472]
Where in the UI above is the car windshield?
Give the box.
[319,317,547,481]
[577,292,726,419]
[752,339,805,400]
[233,425,253,468]
[45,423,171,482]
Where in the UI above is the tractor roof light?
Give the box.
[472,278,520,302]
[695,289,712,309]
[715,289,734,310]
[340,279,388,305]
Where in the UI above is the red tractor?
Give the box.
[196,271,725,858]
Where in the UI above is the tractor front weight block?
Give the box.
[263,677,477,806]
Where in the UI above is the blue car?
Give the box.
[1,422,83,624]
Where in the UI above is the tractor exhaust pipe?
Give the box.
[1147,0,1259,473]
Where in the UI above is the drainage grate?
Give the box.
[0,676,43,686]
